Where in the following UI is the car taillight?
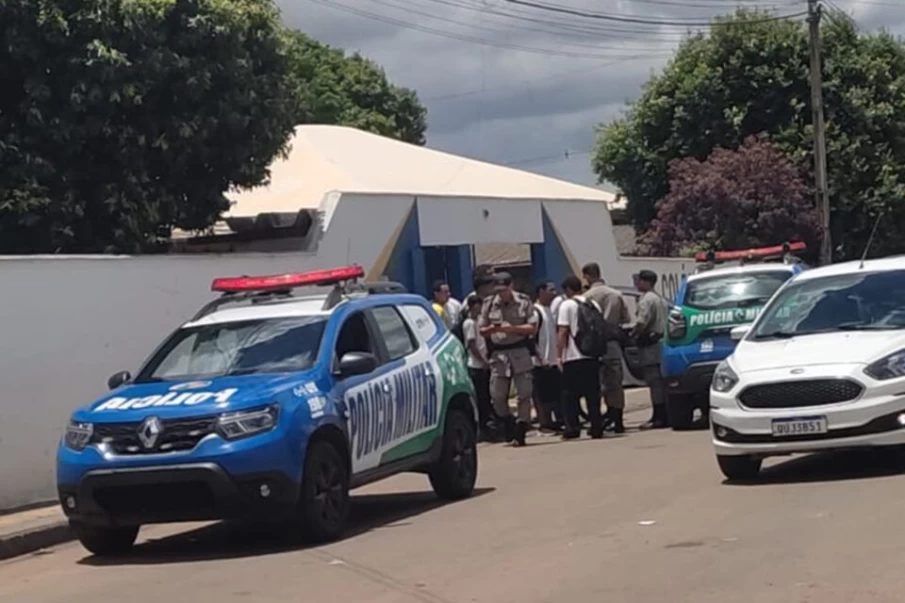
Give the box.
[667,309,686,341]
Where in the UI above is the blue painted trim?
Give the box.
[383,202,421,295]
[446,245,473,300]
[536,207,574,286]
[530,243,548,284]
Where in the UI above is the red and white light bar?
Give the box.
[211,265,365,293]
[695,242,806,263]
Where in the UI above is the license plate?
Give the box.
[771,417,828,437]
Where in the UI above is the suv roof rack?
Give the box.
[693,242,807,274]
[191,266,408,320]
[321,280,407,311]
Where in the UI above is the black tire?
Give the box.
[297,439,350,542]
[70,521,138,556]
[667,393,695,430]
[717,455,763,481]
[429,408,478,500]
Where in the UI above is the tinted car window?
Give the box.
[753,270,905,338]
[138,317,327,382]
[684,271,792,310]
[370,306,416,360]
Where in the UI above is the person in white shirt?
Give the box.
[461,295,495,440]
[533,282,562,432]
[445,295,463,329]
[556,275,604,440]
[550,293,564,324]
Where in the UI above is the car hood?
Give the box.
[75,372,320,421]
[733,331,905,373]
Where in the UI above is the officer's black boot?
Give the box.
[513,420,529,447]
[502,416,516,444]
[613,408,625,434]
[601,408,614,431]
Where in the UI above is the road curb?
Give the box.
[0,521,72,561]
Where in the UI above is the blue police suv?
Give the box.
[57,266,478,555]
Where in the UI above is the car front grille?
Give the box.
[92,416,217,455]
[92,482,217,515]
[739,379,864,409]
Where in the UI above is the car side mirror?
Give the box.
[730,325,750,342]
[107,370,132,390]
[338,352,378,378]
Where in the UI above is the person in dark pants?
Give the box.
[533,281,562,432]
[556,275,604,440]
[634,270,669,429]
[462,295,496,441]
[581,262,632,434]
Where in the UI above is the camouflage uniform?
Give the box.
[480,292,538,427]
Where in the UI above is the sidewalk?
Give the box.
[0,504,69,561]
[0,388,654,561]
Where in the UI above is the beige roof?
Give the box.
[226,125,615,217]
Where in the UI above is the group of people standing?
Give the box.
[429,262,670,446]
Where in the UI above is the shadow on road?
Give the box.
[78,487,494,566]
[728,448,905,486]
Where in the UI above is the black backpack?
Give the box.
[573,299,609,358]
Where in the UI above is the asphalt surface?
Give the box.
[5,417,905,603]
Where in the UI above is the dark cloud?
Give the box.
[278,0,904,186]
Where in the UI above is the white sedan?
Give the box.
[709,256,905,481]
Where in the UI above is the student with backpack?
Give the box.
[556,275,608,440]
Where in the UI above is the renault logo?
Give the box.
[138,416,163,449]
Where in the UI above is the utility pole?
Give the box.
[807,0,832,265]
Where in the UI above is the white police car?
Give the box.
[710,256,905,480]
[57,266,478,555]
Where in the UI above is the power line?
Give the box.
[361,0,681,52]
[502,0,809,26]
[424,54,672,101]
[504,149,591,166]
[305,0,687,59]
[400,0,721,39]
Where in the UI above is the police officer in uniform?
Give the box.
[634,269,670,429]
[479,272,538,446]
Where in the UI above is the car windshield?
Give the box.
[136,316,328,382]
[684,270,792,310]
[752,270,905,340]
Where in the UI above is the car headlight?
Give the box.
[712,361,739,393]
[216,405,279,440]
[64,421,94,451]
[865,350,905,380]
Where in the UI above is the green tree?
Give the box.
[593,10,905,260]
[284,31,427,145]
[0,0,299,253]
[0,2,428,254]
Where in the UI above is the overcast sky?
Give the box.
[278,0,902,188]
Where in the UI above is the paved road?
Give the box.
[5,417,905,603]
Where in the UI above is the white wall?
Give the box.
[417,195,543,245]
[0,193,413,511]
[0,192,687,511]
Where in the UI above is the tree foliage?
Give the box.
[0,0,427,254]
[593,10,905,259]
[284,31,426,145]
[642,136,819,256]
